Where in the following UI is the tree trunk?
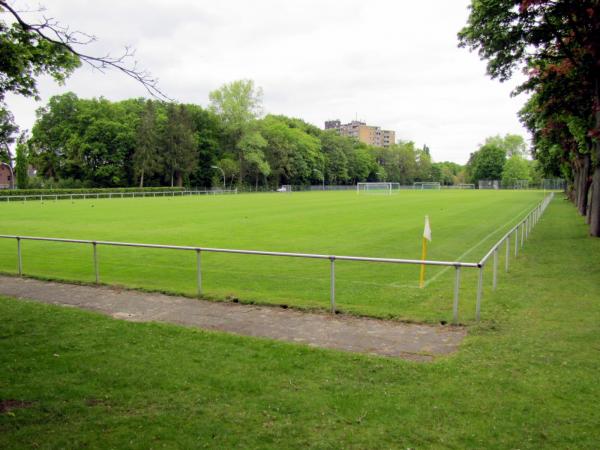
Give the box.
[586,182,592,225]
[139,168,145,188]
[576,154,591,216]
[175,171,183,187]
[590,166,600,237]
[238,153,244,187]
[589,82,600,237]
[170,171,174,187]
[572,165,580,205]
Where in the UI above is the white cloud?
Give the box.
[4,0,529,163]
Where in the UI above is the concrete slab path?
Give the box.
[0,275,466,361]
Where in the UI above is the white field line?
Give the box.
[422,204,534,287]
[389,203,535,289]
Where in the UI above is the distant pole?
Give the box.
[419,237,428,288]
[211,165,226,189]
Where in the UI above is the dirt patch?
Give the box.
[0,399,34,414]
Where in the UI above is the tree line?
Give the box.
[465,134,543,188]
[13,81,456,190]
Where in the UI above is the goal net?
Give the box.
[277,185,292,193]
[356,182,400,195]
[413,182,441,190]
[453,183,475,189]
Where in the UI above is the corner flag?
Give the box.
[423,215,432,242]
[419,215,431,288]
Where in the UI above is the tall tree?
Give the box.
[163,104,198,187]
[485,134,527,157]
[209,80,263,185]
[502,154,531,188]
[133,100,162,187]
[467,143,506,184]
[14,131,28,188]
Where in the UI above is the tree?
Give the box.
[259,115,321,186]
[502,155,530,188]
[0,1,165,101]
[30,93,143,186]
[237,131,269,190]
[217,158,239,188]
[185,104,222,189]
[0,105,18,162]
[485,134,527,157]
[432,161,463,185]
[468,143,506,184]
[133,100,162,187]
[415,147,433,181]
[163,104,198,187]
[459,0,600,235]
[209,80,263,185]
[14,131,28,188]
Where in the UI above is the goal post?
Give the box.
[356,182,399,195]
[277,185,292,193]
[413,182,441,190]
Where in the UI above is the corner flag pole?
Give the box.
[419,215,432,288]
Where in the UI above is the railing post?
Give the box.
[93,242,99,284]
[476,265,483,322]
[505,236,510,272]
[17,237,22,276]
[329,256,336,313]
[452,266,461,325]
[492,248,498,290]
[196,249,202,297]
[521,222,525,248]
[514,229,518,257]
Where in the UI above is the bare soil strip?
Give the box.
[0,275,465,361]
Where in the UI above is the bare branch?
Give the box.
[0,0,171,100]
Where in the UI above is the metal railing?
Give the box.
[0,189,238,202]
[0,193,554,323]
[474,192,554,321]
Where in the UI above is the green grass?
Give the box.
[1,197,599,448]
[0,190,544,322]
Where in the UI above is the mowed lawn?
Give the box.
[0,198,599,448]
[0,190,544,322]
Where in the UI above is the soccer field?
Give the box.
[0,190,545,322]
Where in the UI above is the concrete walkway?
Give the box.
[0,275,466,361]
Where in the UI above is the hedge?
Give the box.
[0,187,186,197]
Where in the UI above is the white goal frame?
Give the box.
[454,183,475,189]
[277,184,292,193]
[413,182,441,190]
[356,182,400,195]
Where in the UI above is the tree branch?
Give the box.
[0,1,171,100]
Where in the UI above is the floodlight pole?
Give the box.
[211,165,226,189]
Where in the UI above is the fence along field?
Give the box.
[0,190,548,323]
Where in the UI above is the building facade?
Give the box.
[0,163,14,189]
[324,120,395,148]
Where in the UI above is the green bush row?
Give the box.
[0,187,186,197]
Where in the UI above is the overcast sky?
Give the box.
[5,0,529,164]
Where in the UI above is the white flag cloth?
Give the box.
[423,215,432,241]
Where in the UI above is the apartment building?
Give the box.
[324,120,395,148]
